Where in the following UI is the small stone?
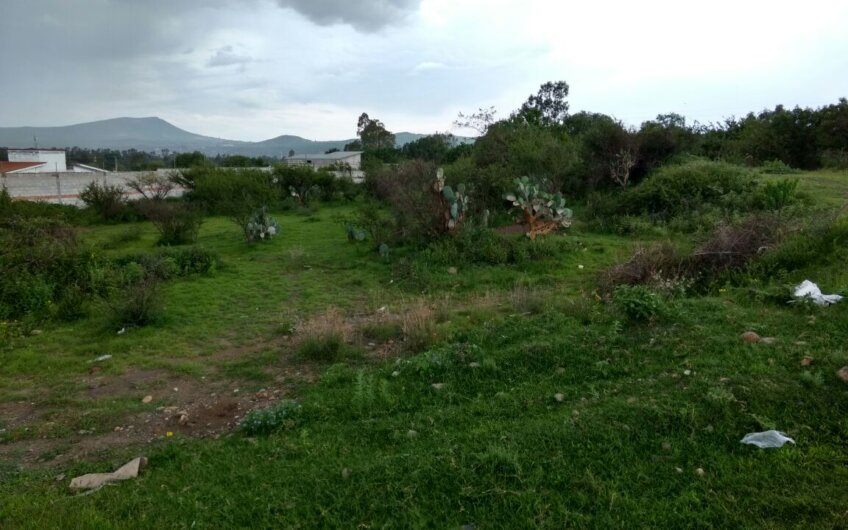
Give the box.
[794,341,808,346]
[741,331,760,343]
[447,267,458,275]
[30,329,43,336]
[431,383,444,390]
[142,395,153,404]
[233,389,240,394]
[177,413,189,426]
[683,369,692,376]
[468,362,481,368]
[760,337,777,345]
[391,371,400,377]
[695,467,705,476]
[407,429,418,438]
[113,426,123,432]
[553,393,565,402]
[801,356,813,366]
[173,387,179,392]
[836,366,848,384]
[675,467,683,474]
[341,468,351,479]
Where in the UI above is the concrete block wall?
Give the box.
[2,170,184,206]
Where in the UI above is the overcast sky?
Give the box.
[1,0,847,140]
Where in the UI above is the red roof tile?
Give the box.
[0,161,46,173]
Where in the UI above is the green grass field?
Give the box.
[1,171,848,528]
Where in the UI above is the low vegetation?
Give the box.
[1,84,847,528]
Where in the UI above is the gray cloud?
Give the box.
[274,0,421,32]
[207,46,254,68]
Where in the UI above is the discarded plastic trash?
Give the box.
[740,430,795,448]
[793,280,843,306]
[69,457,147,492]
[89,354,112,363]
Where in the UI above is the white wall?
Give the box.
[2,170,183,206]
[8,150,67,172]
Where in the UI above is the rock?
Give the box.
[695,467,705,476]
[683,369,692,376]
[447,267,458,275]
[406,429,418,438]
[553,393,565,402]
[741,331,760,343]
[391,371,400,377]
[675,467,683,474]
[836,366,848,384]
[177,413,189,426]
[113,426,123,432]
[30,329,43,336]
[801,356,813,366]
[141,395,153,404]
[760,337,777,345]
[468,362,481,368]
[341,468,351,479]
[431,383,444,390]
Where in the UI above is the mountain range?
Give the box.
[0,117,464,157]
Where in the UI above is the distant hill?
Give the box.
[0,117,473,157]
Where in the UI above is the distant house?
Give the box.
[284,151,362,171]
[0,148,107,174]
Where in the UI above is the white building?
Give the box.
[284,151,363,170]
[1,149,107,174]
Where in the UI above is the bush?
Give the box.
[0,217,101,321]
[113,247,218,278]
[611,285,666,322]
[298,334,345,361]
[369,160,463,243]
[760,160,798,174]
[109,276,163,327]
[138,199,203,245]
[612,160,758,223]
[239,401,301,436]
[79,181,127,221]
[757,178,799,210]
[599,242,685,295]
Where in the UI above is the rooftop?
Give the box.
[0,161,47,173]
[287,151,362,161]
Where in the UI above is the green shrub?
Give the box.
[113,247,218,278]
[611,160,758,225]
[79,181,127,221]
[298,334,345,362]
[138,199,203,245]
[109,276,163,327]
[239,401,302,436]
[0,217,101,321]
[760,160,798,174]
[611,285,666,322]
[757,178,799,210]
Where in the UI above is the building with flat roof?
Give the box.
[284,151,362,170]
[1,149,107,174]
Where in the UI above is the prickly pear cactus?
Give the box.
[435,168,469,233]
[504,176,572,239]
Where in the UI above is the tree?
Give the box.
[401,134,453,163]
[516,81,570,126]
[454,106,497,135]
[174,151,207,168]
[355,112,395,150]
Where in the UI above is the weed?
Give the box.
[239,401,301,435]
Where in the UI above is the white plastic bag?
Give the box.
[793,280,843,306]
[740,430,795,448]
